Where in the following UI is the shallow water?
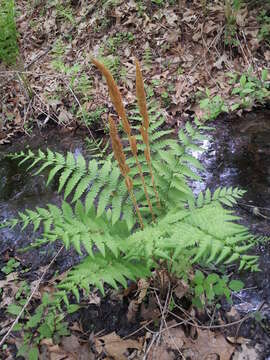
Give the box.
[195,110,270,235]
[193,109,270,346]
[0,128,88,271]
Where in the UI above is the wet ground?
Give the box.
[0,110,270,356]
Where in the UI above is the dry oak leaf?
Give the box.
[173,279,189,300]
[148,344,175,360]
[41,335,94,360]
[95,331,142,360]
[183,328,235,360]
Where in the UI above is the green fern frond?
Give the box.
[10,116,208,228]
[85,137,109,160]
[192,187,246,209]
[57,252,151,300]
[10,150,130,223]
[122,190,258,273]
[12,200,129,257]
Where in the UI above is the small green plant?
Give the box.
[199,89,228,120]
[192,270,244,308]
[224,0,242,47]
[106,32,135,54]
[93,15,110,33]
[55,2,74,24]
[0,0,19,65]
[161,90,171,108]
[257,10,270,44]
[2,258,20,274]
[177,66,184,76]
[76,73,92,101]
[229,69,269,108]
[143,46,153,70]
[7,291,70,360]
[77,105,106,127]
[151,0,165,5]
[97,52,120,79]
[51,41,81,85]
[136,0,147,17]
[102,0,120,8]
[51,39,66,71]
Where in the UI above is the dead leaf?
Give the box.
[140,296,160,321]
[162,325,185,350]
[174,279,189,300]
[58,109,73,124]
[232,343,260,360]
[183,328,235,360]
[148,345,175,360]
[164,9,178,26]
[41,335,94,360]
[264,50,270,62]
[227,336,249,345]
[0,273,19,307]
[226,306,240,322]
[236,8,248,27]
[137,279,149,304]
[165,31,179,44]
[95,331,141,360]
[214,54,228,70]
[14,111,22,126]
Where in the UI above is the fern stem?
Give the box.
[130,136,155,221]
[125,176,144,229]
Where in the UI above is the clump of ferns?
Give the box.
[7,59,259,311]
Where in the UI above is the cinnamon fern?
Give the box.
[6,59,259,313]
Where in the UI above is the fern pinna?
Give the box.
[7,59,259,308]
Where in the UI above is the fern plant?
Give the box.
[0,0,18,65]
[6,59,259,316]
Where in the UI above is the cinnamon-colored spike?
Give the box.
[91,58,131,136]
[135,59,149,130]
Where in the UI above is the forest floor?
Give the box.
[0,0,270,359]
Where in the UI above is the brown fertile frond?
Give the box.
[136,60,160,207]
[135,59,149,130]
[109,116,144,228]
[92,58,131,136]
[109,116,129,177]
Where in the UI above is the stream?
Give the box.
[0,110,270,354]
